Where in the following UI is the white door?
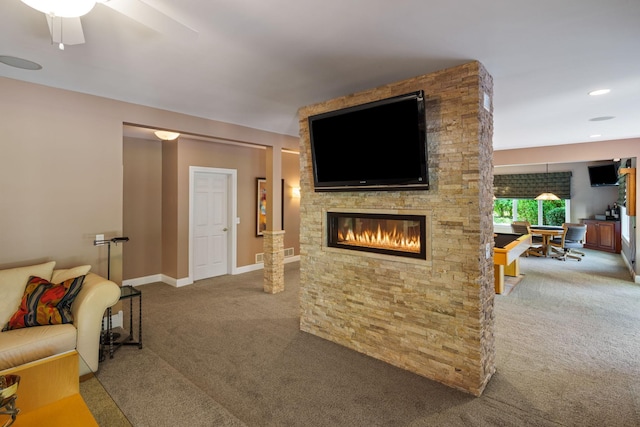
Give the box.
[193,172,229,280]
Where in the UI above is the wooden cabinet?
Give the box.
[582,219,621,253]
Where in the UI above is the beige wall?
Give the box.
[282,152,301,251]
[176,137,265,275]
[123,138,162,280]
[161,140,180,279]
[494,138,639,277]
[494,138,640,166]
[0,79,125,280]
[121,135,301,282]
[177,140,300,276]
[0,77,298,283]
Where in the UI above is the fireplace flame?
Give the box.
[337,224,421,253]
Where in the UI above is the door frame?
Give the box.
[189,166,238,282]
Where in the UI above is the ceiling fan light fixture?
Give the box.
[21,0,96,18]
[154,131,180,141]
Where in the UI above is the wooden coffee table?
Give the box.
[0,351,97,426]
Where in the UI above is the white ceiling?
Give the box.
[1,0,639,150]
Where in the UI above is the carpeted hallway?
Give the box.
[89,249,640,426]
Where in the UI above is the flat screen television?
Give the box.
[308,90,428,192]
[588,163,619,187]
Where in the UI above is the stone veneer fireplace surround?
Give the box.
[298,61,495,396]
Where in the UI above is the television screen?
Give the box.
[308,91,428,192]
[588,163,619,187]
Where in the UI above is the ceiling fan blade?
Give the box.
[46,16,86,45]
[99,0,197,40]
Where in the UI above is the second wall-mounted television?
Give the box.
[588,163,619,187]
[308,91,428,192]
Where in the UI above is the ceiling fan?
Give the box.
[20,0,197,50]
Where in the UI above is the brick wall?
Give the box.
[297,61,495,396]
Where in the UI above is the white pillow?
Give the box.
[51,265,92,284]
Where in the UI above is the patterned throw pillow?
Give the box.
[3,275,85,331]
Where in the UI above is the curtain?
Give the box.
[494,172,572,199]
[617,159,631,207]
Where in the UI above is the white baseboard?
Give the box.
[122,274,192,288]
[234,255,300,274]
[234,263,264,274]
[162,274,193,287]
[122,274,163,287]
[124,256,300,287]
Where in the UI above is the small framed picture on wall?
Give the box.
[256,177,285,236]
[257,178,268,236]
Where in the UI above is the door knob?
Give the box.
[223,227,228,232]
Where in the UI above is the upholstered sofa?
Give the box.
[0,261,120,376]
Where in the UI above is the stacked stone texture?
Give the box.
[263,230,285,294]
[297,62,495,396]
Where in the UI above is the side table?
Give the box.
[102,286,143,360]
[0,351,98,426]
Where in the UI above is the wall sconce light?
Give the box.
[154,130,180,141]
[291,187,301,198]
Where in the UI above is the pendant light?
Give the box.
[535,164,560,200]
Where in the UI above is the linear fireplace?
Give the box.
[327,211,427,259]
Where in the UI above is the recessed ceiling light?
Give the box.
[588,116,615,121]
[588,89,610,96]
[0,55,42,70]
[590,134,602,138]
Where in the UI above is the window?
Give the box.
[494,198,569,226]
[493,170,572,226]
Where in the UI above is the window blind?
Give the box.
[494,172,572,199]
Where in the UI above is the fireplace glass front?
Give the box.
[327,212,426,259]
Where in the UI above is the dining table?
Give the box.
[529,225,564,257]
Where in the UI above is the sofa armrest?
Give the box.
[71,273,120,374]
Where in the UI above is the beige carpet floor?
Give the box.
[80,376,132,426]
[501,274,524,295]
[88,249,640,426]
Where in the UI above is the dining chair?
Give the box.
[510,221,544,257]
[549,223,587,261]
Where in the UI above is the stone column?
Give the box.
[263,230,285,294]
[263,145,285,294]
